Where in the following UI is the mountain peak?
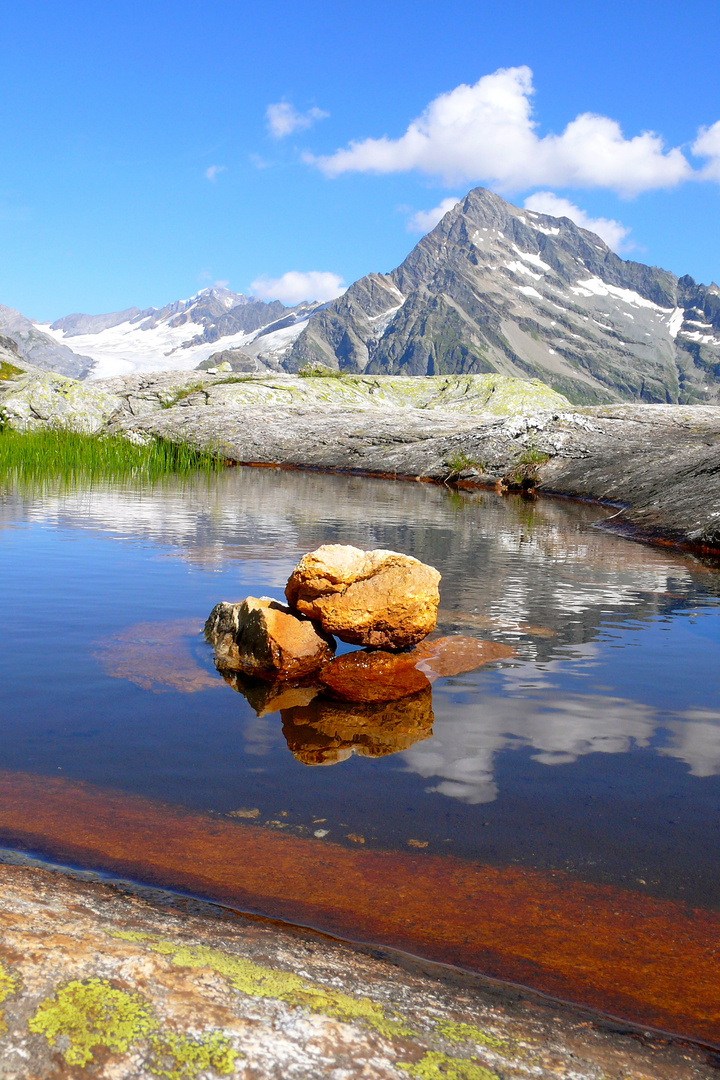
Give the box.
[287,186,719,404]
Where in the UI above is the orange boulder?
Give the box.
[319,649,430,702]
[285,544,441,650]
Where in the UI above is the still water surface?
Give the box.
[2,468,720,1038]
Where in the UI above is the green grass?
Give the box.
[159,382,207,409]
[503,445,551,489]
[0,360,24,381]
[0,427,225,482]
[444,451,484,477]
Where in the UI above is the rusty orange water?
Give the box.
[0,768,718,1045]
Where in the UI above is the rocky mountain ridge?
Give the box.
[1,189,719,402]
[287,188,720,404]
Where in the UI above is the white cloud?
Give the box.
[310,66,695,197]
[266,101,329,139]
[523,191,631,251]
[197,269,229,287]
[403,687,655,805]
[407,197,461,233]
[693,121,720,181]
[204,165,227,182]
[250,271,346,305]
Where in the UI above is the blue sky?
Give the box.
[2,0,719,320]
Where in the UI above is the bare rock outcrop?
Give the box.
[204,596,335,681]
[285,544,441,650]
[0,371,121,432]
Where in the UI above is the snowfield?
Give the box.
[35,312,309,379]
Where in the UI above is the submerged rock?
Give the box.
[204,597,335,681]
[319,649,431,702]
[412,635,516,678]
[315,636,514,708]
[95,618,221,694]
[282,687,434,766]
[285,544,441,650]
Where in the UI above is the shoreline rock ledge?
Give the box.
[285,544,442,651]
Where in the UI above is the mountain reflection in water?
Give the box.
[2,466,720,1039]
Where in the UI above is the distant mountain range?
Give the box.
[0,288,320,380]
[3,187,720,403]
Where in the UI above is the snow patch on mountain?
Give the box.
[32,287,314,378]
[667,308,685,338]
[569,277,668,310]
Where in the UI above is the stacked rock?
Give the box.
[205,595,335,682]
[204,544,514,764]
[204,544,442,682]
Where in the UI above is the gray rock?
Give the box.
[0,372,122,432]
[196,347,264,372]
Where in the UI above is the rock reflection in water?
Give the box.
[225,664,434,765]
[282,689,434,765]
[225,635,515,766]
[220,669,320,717]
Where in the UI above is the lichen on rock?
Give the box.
[27,974,238,1077]
[111,932,411,1040]
[0,372,122,432]
[28,977,155,1067]
[398,1051,499,1080]
[147,1029,238,1080]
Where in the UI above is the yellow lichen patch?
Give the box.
[0,958,19,1033]
[148,1030,238,1079]
[0,959,18,1004]
[28,978,155,1066]
[110,932,410,1040]
[435,1020,508,1051]
[398,1051,499,1079]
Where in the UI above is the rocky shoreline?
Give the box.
[0,856,717,1079]
[2,367,720,554]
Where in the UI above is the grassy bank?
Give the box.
[0,427,225,482]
